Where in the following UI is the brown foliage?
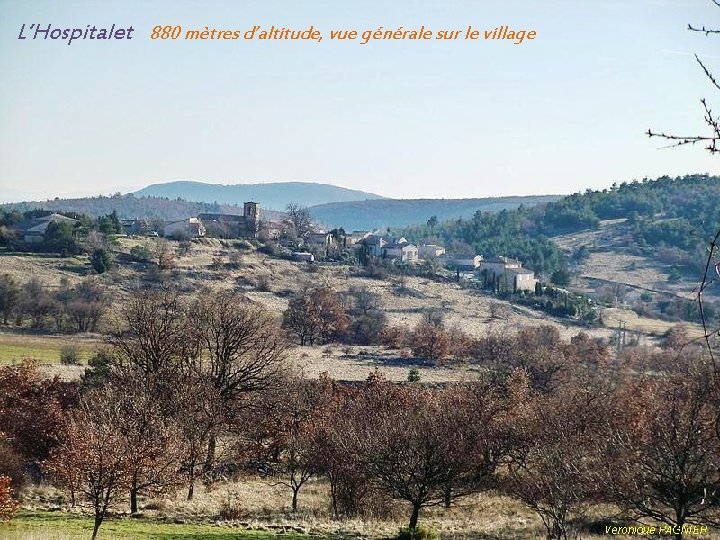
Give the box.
[47,391,133,540]
[598,368,720,532]
[410,321,452,362]
[0,360,76,467]
[331,374,512,530]
[282,287,350,345]
[0,475,18,522]
[505,374,612,539]
[0,438,25,496]
[381,325,409,349]
[475,326,568,391]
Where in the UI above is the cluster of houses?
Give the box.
[349,232,536,292]
[13,202,537,292]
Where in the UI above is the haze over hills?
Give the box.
[133,181,386,210]
[2,180,563,229]
[310,196,563,230]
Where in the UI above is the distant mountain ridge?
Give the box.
[1,181,563,229]
[133,181,385,210]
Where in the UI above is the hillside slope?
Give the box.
[310,195,562,230]
[134,181,385,209]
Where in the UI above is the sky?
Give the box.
[0,0,719,202]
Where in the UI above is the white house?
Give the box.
[418,244,446,259]
[479,256,536,292]
[504,267,537,292]
[383,242,419,264]
[480,256,521,276]
[162,217,206,239]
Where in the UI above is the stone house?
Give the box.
[19,213,78,244]
[162,217,206,239]
[198,202,260,239]
[383,242,419,264]
[442,255,483,272]
[479,256,536,292]
[418,244,446,259]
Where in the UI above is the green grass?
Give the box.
[0,511,311,539]
[0,333,96,365]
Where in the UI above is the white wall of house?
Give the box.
[418,245,446,259]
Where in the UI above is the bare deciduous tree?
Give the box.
[506,374,610,540]
[283,287,349,345]
[47,391,131,540]
[192,290,289,472]
[337,374,510,531]
[599,369,720,537]
[285,203,313,238]
[108,287,194,375]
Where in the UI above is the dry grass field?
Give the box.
[553,220,715,302]
[15,477,720,539]
[13,478,646,540]
[0,331,98,365]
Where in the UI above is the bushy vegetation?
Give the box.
[401,174,720,277]
[0,275,110,333]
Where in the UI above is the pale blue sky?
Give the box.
[0,0,718,201]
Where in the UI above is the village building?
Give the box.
[347,230,371,245]
[504,267,537,292]
[478,256,536,292]
[481,256,521,275]
[292,252,315,263]
[383,242,419,264]
[198,202,260,239]
[121,218,156,236]
[161,217,206,239]
[18,213,78,244]
[442,255,483,272]
[418,244,446,259]
[359,234,387,257]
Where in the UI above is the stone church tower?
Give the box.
[243,201,260,234]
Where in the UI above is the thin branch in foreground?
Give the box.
[698,228,720,378]
[688,24,720,35]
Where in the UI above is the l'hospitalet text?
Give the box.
[18,24,135,45]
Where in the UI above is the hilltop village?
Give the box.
[116,202,538,293]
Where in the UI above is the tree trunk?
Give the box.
[203,432,217,474]
[187,467,195,500]
[292,487,299,512]
[675,510,685,540]
[92,514,103,540]
[409,502,421,531]
[330,478,339,519]
[444,485,452,508]
[130,485,139,514]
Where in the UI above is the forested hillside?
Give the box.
[1,194,283,222]
[310,195,561,230]
[401,174,720,277]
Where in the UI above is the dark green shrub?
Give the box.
[91,248,112,274]
[59,345,81,365]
